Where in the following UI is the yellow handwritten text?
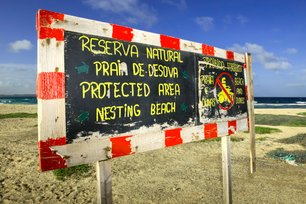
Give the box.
[227,62,243,72]
[148,64,178,78]
[150,102,176,115]
[158,83,180,96]
[79,35,139,57]
[202,98,216,107]
[200,75,214,85]
[94,60,123,76]
[80,82,150,99]
[96,104,141,122]
[236,97,245,104]
[203,57,225,69]
[234,77,245,86]
[146,47,183,63]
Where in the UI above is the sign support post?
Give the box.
[221,136,233,204]
[96,160,112,204]
[245,53,256,174]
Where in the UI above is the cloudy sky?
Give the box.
[0,0,305,96]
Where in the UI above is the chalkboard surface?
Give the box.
[65,31,197,143]
[64,31,247,143]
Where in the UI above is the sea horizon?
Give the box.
[0,95,306,108]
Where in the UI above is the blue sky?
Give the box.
[0,0,305,97]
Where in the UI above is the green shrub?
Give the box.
[297,112,306,116]
[0,112,37,119]
[255,114,306,127]
[255,126,281,134]
[53,164,92,181]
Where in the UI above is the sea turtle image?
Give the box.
[74,111,89,123]
[75,62,89,74]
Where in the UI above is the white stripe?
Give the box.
[38,98,66,141]
[37,38,64,73]
[130,131,165,153]
[217,121,228,136]
[51,137,111,167]
[180,39,202,54]
[181,125,204,143]
[132,29,161,47]
[214,47,227,59]
[54,14,113,38]
[237,118,248,132]
[234,53,245,63]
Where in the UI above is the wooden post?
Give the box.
[245,53,256,174]
[221,136,232,204]
[96,160,112,204]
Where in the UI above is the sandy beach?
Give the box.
[0,104,305,203]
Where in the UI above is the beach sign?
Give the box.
[36,9,255,204]
[36,9,250,172]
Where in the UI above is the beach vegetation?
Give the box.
[278,133,306,147]
[53,164,92,181]
[297,112,306,116]
[255,114,306,127]
[255,126,282,134]
[0,112,37,119]
[256,137,269,141]
[201,136,244,142]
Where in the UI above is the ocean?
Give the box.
[0,96,306,108]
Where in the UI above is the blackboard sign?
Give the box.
[65,31,197,143]
[64,31,248,143]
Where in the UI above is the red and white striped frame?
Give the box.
[36,10,248,171]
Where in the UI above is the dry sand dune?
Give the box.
[0,104,305,203]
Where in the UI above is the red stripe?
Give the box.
[204,123,218,139]
[38,137,67,171]
[165,128,183,147]
[112,24,134,42]
[228,120,237,135]
[37,72,65,100]
[38,27,64,41]
[245,85,248,100]
[110,135,134,158]
[37,10,64,30]
[202,44,214,56]
[160,35,180,50]
[226,51,235,60]
[247,118,250,130]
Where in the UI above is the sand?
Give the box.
[0,104,305,203]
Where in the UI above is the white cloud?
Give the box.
[161,0,187,10]
[83,0,157,26]
[9,40,33,53]
[195,16,214,32]
[223,15,248,26]
[285,48,298,54]
[0,64,36,94]
[236,15,248,25]
[229,43,292,70]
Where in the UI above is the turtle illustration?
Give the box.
[75,62,89,74]
[74,111,89,123]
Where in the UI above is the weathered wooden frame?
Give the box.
[36,9,250,172]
